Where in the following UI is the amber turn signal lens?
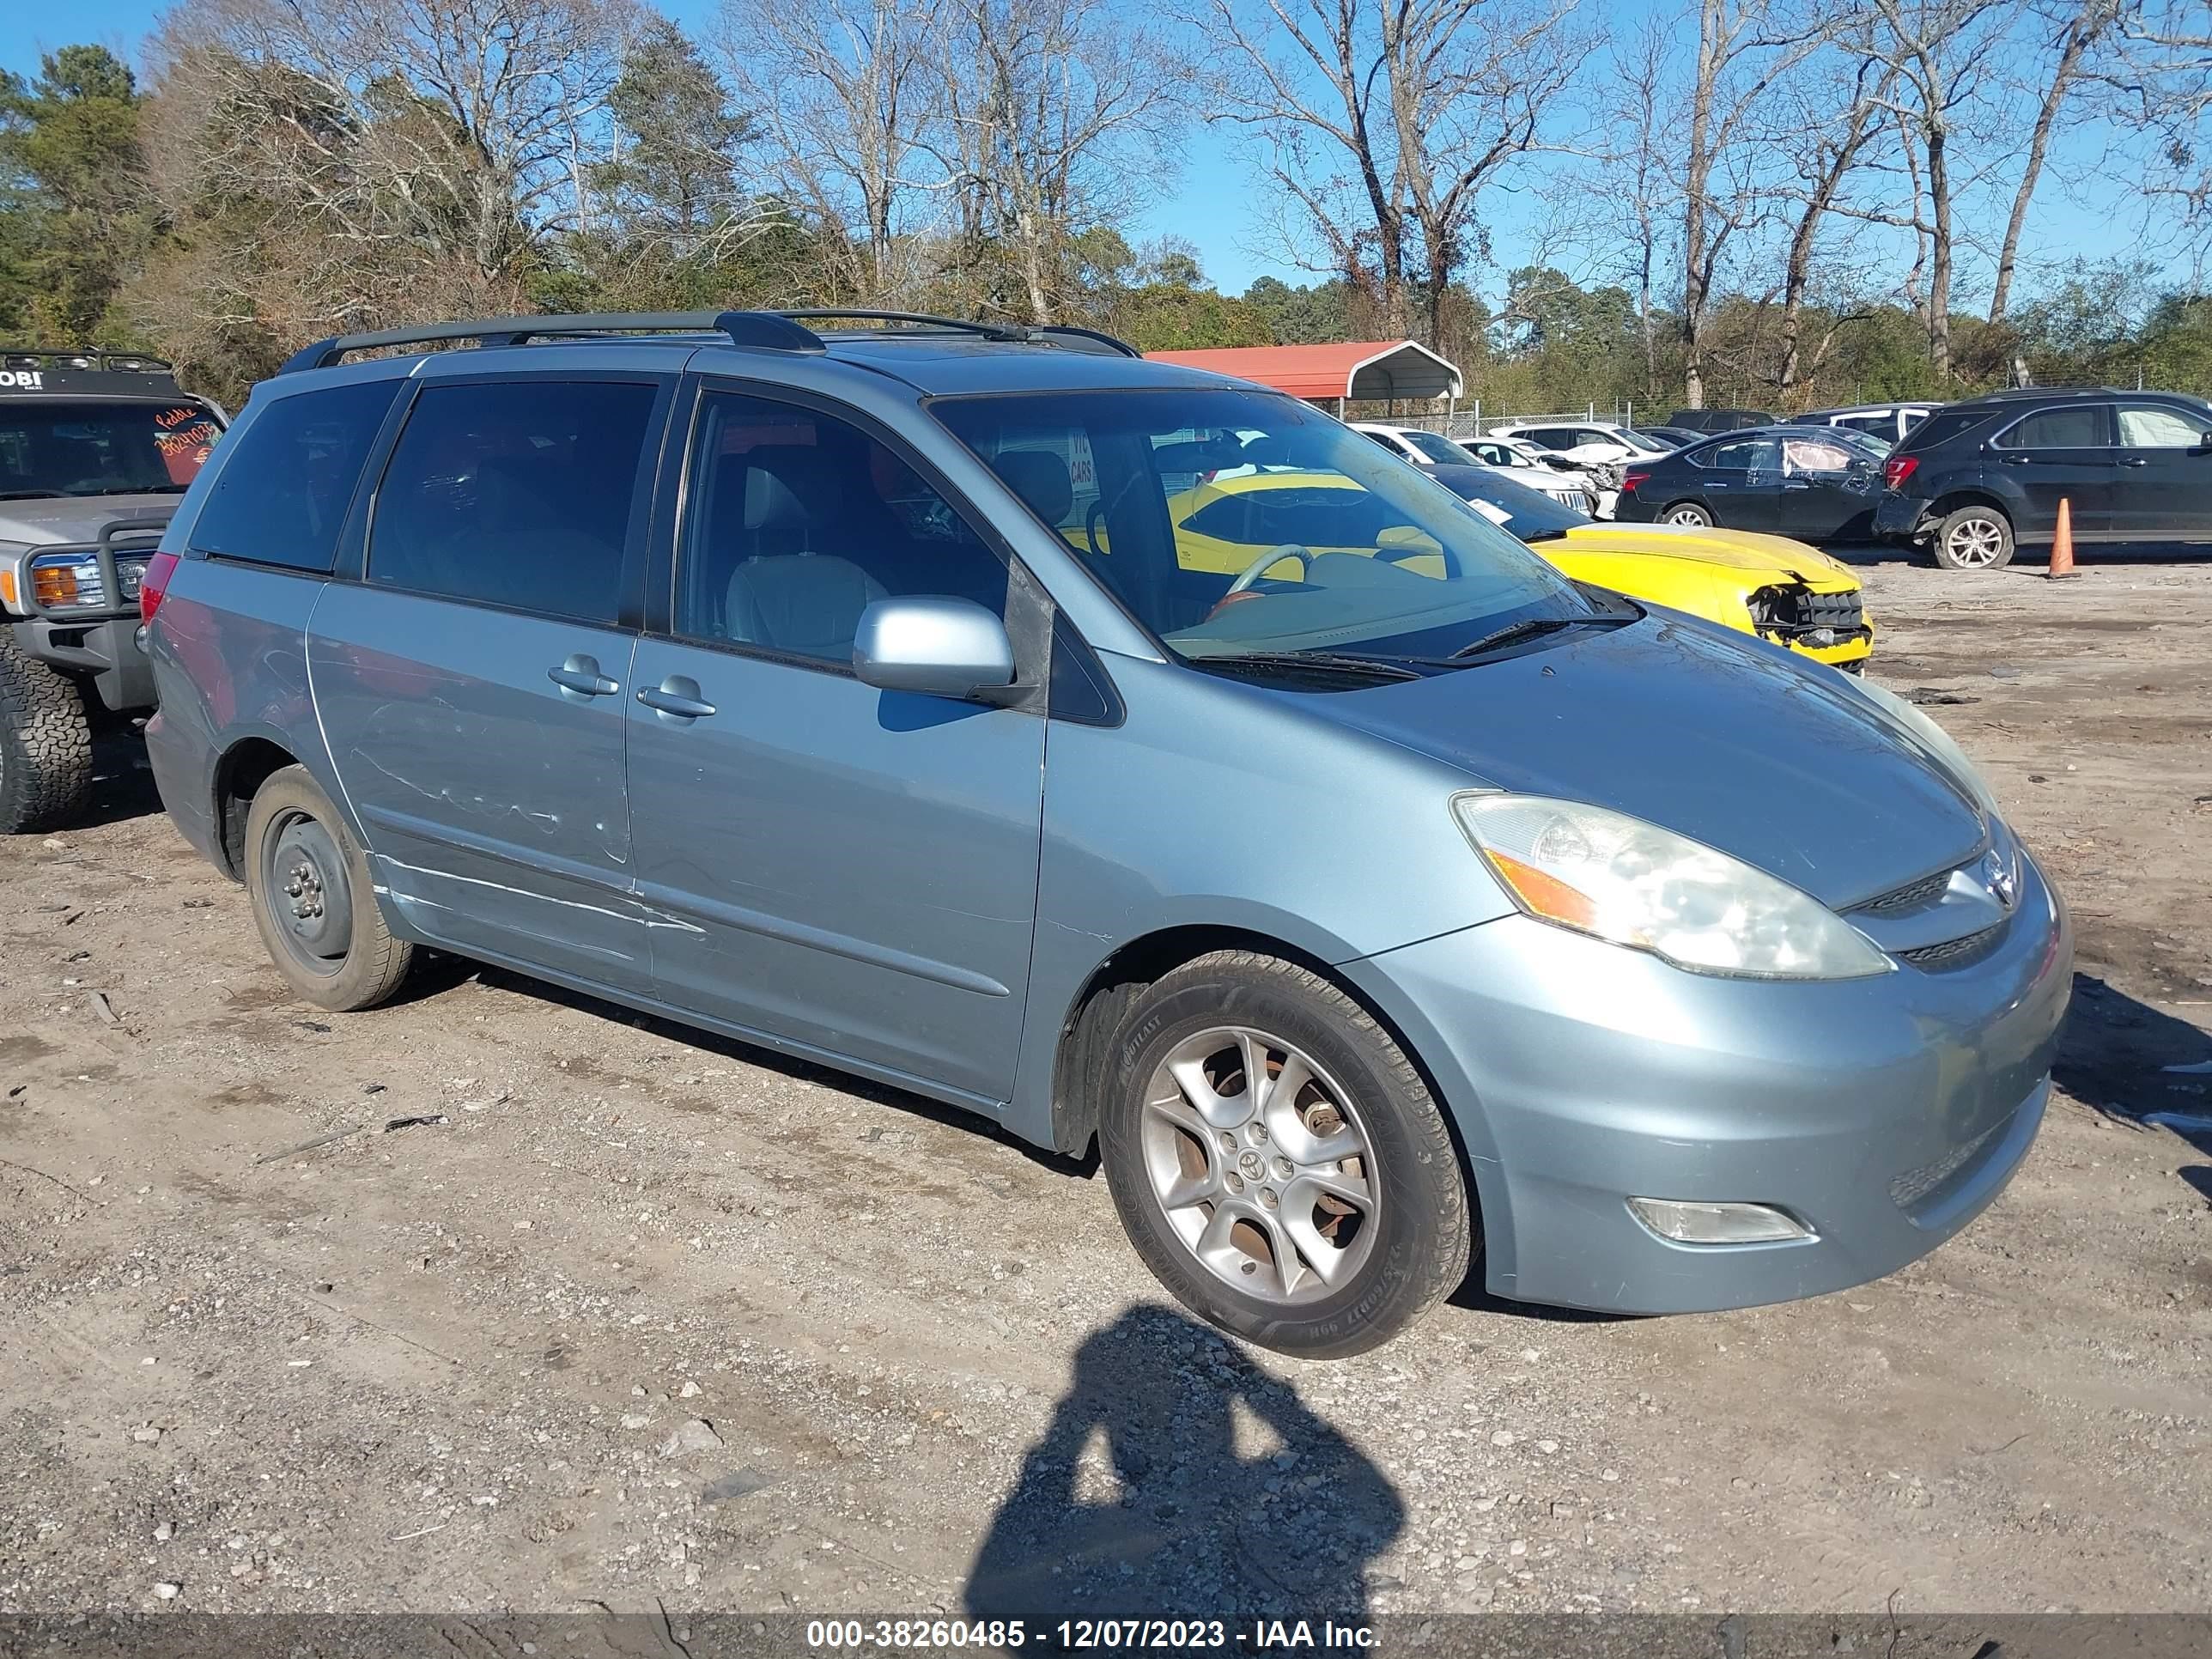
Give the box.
[32,563,80,607]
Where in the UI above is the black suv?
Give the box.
[1664,408,1775,434]
[1874,387,2212,569]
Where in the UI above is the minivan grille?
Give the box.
[1857,867,1953,915]
[1898,924,2005,969]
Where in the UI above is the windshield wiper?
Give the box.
[1192,650,1425,683]
[1448,616,1579,660]
[82,483,185,495]
[0,489,59,501]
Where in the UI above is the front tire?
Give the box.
[1098,951,1473,1358]
[244,765,414,1012]
[0,632,94,834]
[1931,504,2014,570]
[1660,501,1713,526]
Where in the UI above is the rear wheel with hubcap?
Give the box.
[1931,504,2014,570]
[244,764,414,1011]
[1099,951,1473,1358]
[1661,501,1713,526]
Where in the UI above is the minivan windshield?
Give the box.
[932,388,1592,665]
[0,398,222,499]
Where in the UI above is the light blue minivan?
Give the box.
[140,312,2071,1355]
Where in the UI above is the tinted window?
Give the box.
[368,380,658,623]
[1899,406,1996,453]
[677,391,1006,663]
[1699,438,1776,471]
[1525,428,1575,447]
[2003,406,2108,448]
[1832,413,1888,435]
[190,382,394,573]
[2118,404,2210,447]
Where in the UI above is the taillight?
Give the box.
[1883,455,1918,491]
[1621,469,1650,495]
[140,551,179,625]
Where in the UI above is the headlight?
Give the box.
[21,550,148,613]
[1454,793,1891,980]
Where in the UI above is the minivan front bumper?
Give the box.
[1348,850,2070,1314]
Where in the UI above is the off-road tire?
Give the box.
[1098,950,1474,1358]
[0,631,94,834]
[244,765,414,1012]
[1930,504,2015,570]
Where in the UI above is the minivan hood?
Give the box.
[1328,612,1985,909]
[0,494,179,547]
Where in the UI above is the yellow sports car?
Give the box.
[1154,468,1873,671]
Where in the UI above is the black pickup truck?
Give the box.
[0,350,225,830]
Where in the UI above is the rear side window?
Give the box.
[1698,438,1775,471]
[1899,407,1996,453]
[368,380,659,624]
[2002,406,2109,448]
[190,380,398,573]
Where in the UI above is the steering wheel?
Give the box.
[1084,499,1109,557]
[1224,544,1310,594]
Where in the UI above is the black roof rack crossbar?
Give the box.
[277,311,827,374]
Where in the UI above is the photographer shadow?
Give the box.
[964,1305,1402,1639]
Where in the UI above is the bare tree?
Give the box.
[1610,20,1675,399]
[1850,0,2010,380]
[1989,0,2123,326]
[930,0,1185,322]
[1209,0,1584,347]
[718,0,944,302]
[1770,51,1892,399]
[148,0,634,331]
[1676,0,1827,408]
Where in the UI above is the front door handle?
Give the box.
[2120,455,2148,467]
[637,676,717,720]
[549,653,620,697]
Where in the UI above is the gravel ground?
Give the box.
[1,548,2208,1627]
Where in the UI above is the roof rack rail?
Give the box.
[775,309,1031,343]
[772,309,1140,357]
[1030,324,1142,358]
[276,311,827,374]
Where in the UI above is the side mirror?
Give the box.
[852,596,1017,702]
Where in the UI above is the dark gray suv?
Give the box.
[140,311,2071,1356]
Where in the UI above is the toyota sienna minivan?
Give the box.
[140,311,2072,1357]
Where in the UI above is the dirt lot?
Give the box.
[2,550,2209,1630]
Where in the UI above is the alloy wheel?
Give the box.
[1945,515,2006,568]
[1139,1025,1380,1304]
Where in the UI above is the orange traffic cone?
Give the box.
[2047,497,2079,579]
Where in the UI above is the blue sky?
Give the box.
[3,0,2160,310]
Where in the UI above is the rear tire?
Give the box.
[0,632,94,834]
[1931,505,2014,570]
[244,765,414,1012]
[1098,951,1473,1358]
[1660,501,1713,526]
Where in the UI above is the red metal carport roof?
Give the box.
[1143,339,1462,402]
